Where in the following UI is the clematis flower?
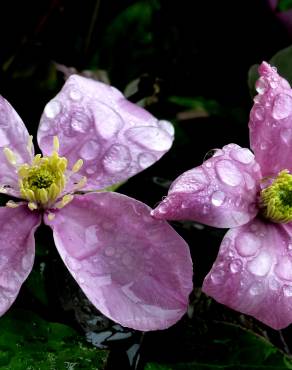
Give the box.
[0,76,193,331]
[153,61,292,330]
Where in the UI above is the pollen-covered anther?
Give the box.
[6,200,21,208]
[72,159,83,173]
[260,170,292,223]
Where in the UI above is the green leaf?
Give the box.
[0,309,108,369]
[168,96,222,115]
[248,45,292,97]
[145,322,292,370]
[277,0,292,11]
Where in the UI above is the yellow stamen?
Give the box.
[26,135,33,156]
[74,176,87,190]
[55,194,74,209]
[3,148,17,166]
[72,159,83,173]
[53,136,60,152]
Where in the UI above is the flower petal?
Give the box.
[0,205,40,316]
[152,144,260,228]
[249,61,292,176]
[44,192,193,331]
[37,75,174,190]
[203,218,292,329]
[0,96,33,196]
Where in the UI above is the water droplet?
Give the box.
[80,140,100,160]
[269,277,280,291]
[159,120,174,136]
[269,80,278,89]
[229,259,242,273]
[280,128,292,144]
[253,95,261,104]
[86,167,95,175]
[104,246,115,257]
[254,107,265,121]
[249,282,262,296]
[236,232,261,256]
[256,77,267,95]
[205,161,212,168]
[215,160,243,187]
[125,126,172,151]
[272,93,292,120]
[283,285,292,297]
[211,190,225,207]
[260,142,267,150]
[102,144,131,173]
[230,148,254,164]
[122,253,133,266]
[69,89,82,101]
[44,100,61,119]
[247,250,272,276]
[71,119,85,132]
[243,172,256,190]
[275,256,292,281]
[210,269,225,284]
[138,152,157,169]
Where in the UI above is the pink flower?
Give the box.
[0,75,193,331]
[152,62,292,330]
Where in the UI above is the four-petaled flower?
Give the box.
[153,62,292,330]
[0,75,192,331]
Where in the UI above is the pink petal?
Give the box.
[152,144,260,228]
[44,192,193,331]
[0,205,40,316]
[0,96,33,196]
[37,75,174,191]
[203,218,292,329]
[249,61,292,177]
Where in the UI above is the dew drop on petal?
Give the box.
[230,148,254,164]
[235,232,261,257]
[210,269,225,284]
[69,89,82,101]
[283,285,292,297]
[272,93,292,120]
[254,107,265,121]
[247,251,272,276]
[125,126,172,151]
[249,282,263,296]
[211,190,225,207]
[215,160,243,187]
[44,100,61,119]
[79,140,100,160]
[255,78,267,95]
[138,152,157,169]
[102,144,131,173]
[280,128,292,144]
[104,246,116,257]
[274,256,292,281]
[229,259,242,273]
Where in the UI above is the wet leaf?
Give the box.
[144,322,292,370]
[0,309,108,369]
[277,0,292,11]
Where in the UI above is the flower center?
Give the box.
[260,170,292,223]
[18,151,67,207]
[3,136,86,211]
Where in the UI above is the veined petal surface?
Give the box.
[45,192,193,331]
[0,97,34,196]
[249,61,292,177]
[0,205,40,316]
[152,144,260,228]
[37,75,174,191]
[203,218,292,329]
